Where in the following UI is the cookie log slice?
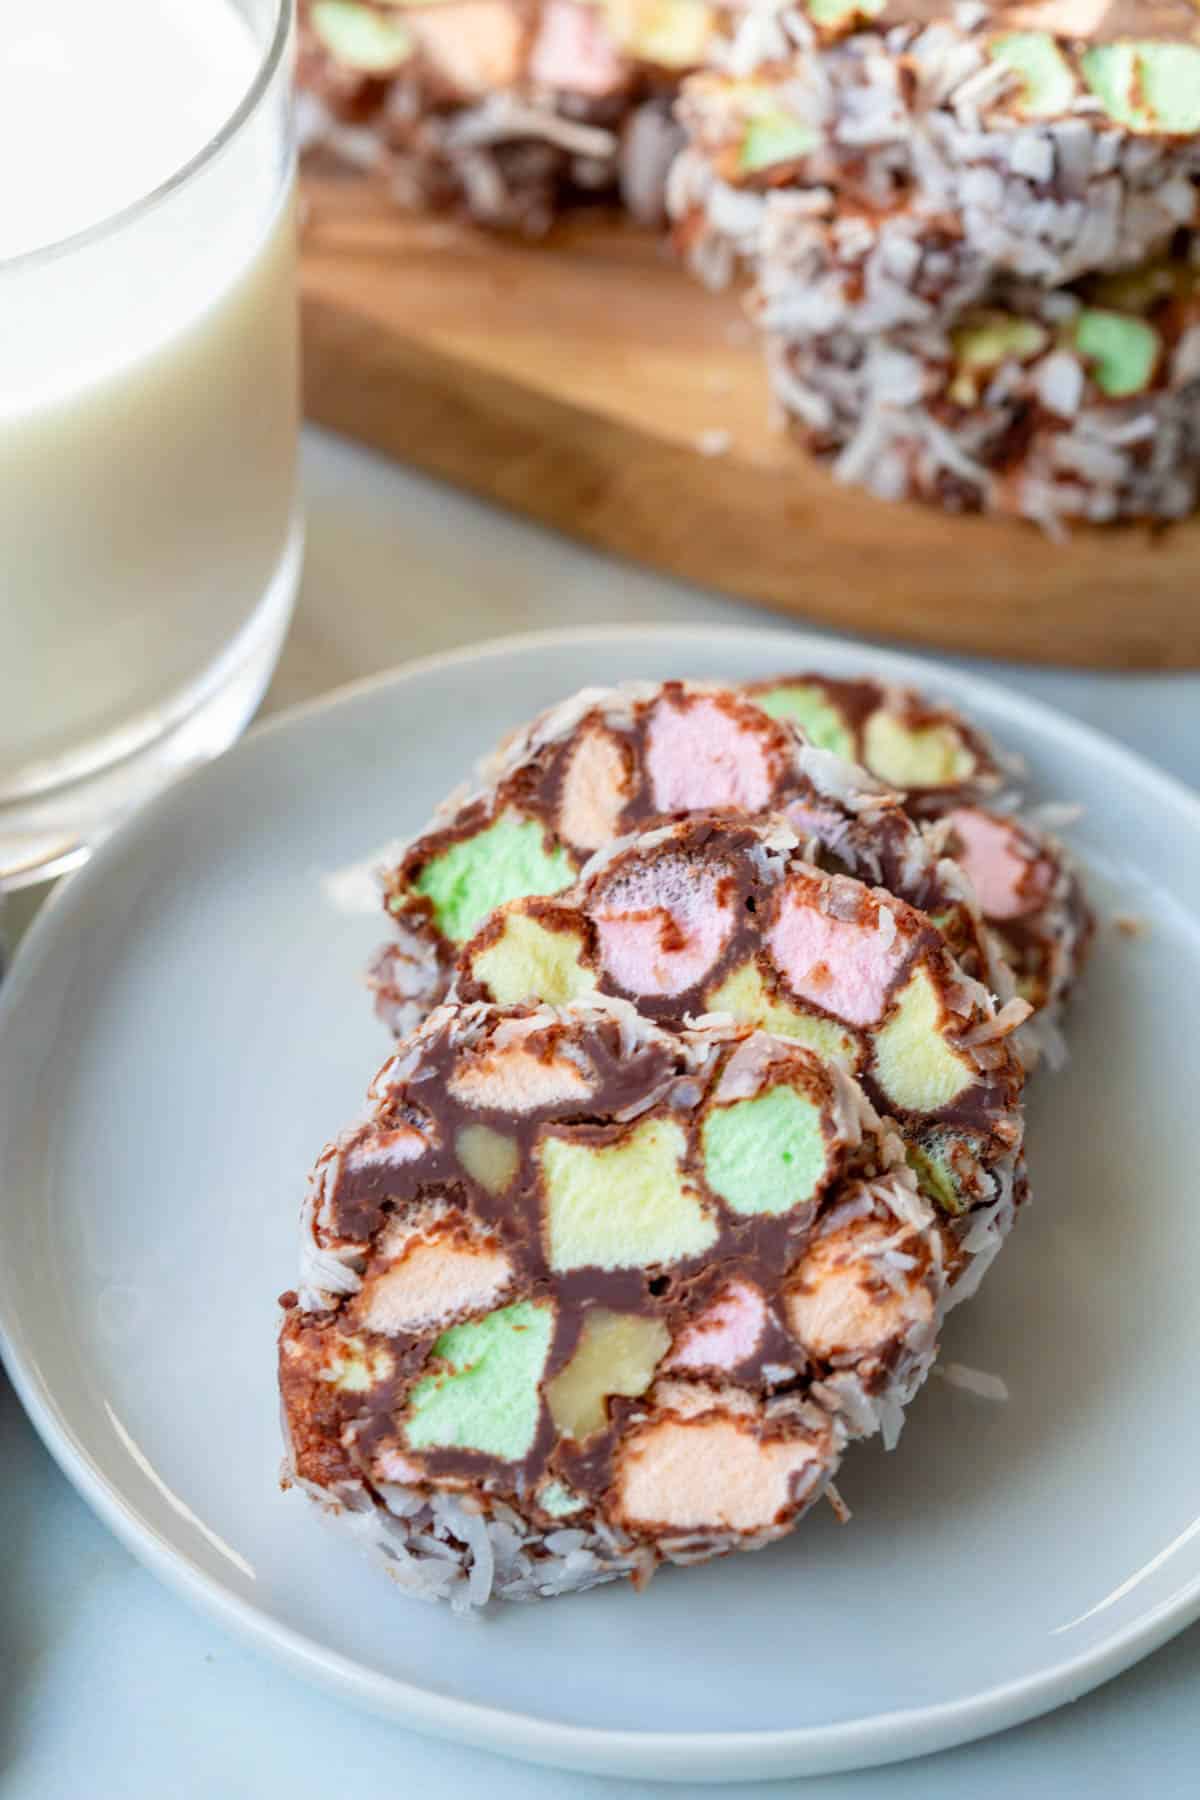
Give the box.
[280,997,947,1609]
[371,679,1005,1036]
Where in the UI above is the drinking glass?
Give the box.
[0,0,301,887]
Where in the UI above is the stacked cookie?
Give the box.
[671,0,1200,524]
[278,678,1091,1608]
[296,0,724,233]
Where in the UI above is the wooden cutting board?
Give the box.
[300,167,1200,669]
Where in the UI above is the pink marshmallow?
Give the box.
[769,881,907,1026]
[358,1237,513,1336]
[529,0,629,96]
[784,1219,933,1359]
[595,909,731,998]
[646,697,777,814]
[665,1281,767,1372]
[948,807,1050,922]
[593,856,736,997]
[616,1415,826,1534]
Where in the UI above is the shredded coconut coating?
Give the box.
[761,244,1200,528]
[679,6,1200,289]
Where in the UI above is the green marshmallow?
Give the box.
[1072,309,1161,399]
[540,1116,718,1273]
[1082,42,1200,135]
[1139,43,1200,133]
[751,684,856,759]
[410,812,577,944]
[906,1139,968,1217]
[405,1300,553,1461]
[538,1480,583,1518]
[739,113,818,175]
[469,909,598,1007]
[990,33,1077,118]
[310,1,413,71]
[702,1085,830,1218]
[871,967,974,1114]
[1082,44,1138,123]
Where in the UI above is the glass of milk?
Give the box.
[0,0,300,887]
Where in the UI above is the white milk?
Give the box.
[0,0,298,790]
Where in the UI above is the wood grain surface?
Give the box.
[300,168,1200,669]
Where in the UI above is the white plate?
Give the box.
[3,625,1200,1784]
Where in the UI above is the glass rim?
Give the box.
[1,0,293,275]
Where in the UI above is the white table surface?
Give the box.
[3,429,1197,1799]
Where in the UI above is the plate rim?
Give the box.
[4,621,1200,1782]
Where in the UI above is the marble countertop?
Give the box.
[3,429,1197,1799]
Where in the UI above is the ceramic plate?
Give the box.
[3,627,1199,1783]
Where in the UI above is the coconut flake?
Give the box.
[936,1361,1010,1402]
